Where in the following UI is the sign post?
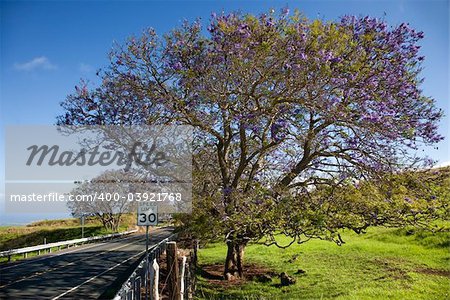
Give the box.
[81,214,85,239]
[145,225,149,299]
[137,203,158,300]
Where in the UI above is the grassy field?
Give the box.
[0,214,137,254]
[196,227,450,300]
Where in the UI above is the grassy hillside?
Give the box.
[0,214,137,252]
[0,224,106,251]
[196,227,450,299]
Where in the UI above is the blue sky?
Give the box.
[0,0,449,224]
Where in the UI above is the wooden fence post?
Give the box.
[167,242,180,300]
[193,240,199,267]
[187,251,195,300]
[149,258,159,300]
[180,256,187,300]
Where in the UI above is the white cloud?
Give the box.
[14,56,57,71]
[433,161,450,169]
[79,63,94,73]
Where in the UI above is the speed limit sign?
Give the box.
[137,203,158,226]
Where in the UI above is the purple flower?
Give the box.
[404,197,413,204]
[171,61,182,71]
[266,18,275,27]
[223,186,232,195]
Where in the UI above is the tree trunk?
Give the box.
[224,241,245,280]
[97,214,109,231]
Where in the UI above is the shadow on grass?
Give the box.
[198,266,224,280]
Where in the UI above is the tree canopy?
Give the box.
[58,9,444,278]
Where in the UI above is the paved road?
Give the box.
[0,227,173,300]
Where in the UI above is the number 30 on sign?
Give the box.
[137,203,158,226]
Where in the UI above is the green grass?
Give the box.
[0,215,137,262]
[196,227,450,300]
[0,225,109,251]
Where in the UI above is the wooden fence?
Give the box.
[113,235,197,300]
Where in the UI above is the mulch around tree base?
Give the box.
[199,263,277,288]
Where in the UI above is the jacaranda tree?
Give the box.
[58,9,445,279]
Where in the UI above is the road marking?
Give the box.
[0,235,146,289]
[0,228,170,271]
[51,249,145,299]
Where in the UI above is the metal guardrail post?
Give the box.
[131,276,135,299]
[135,276,141,300]
[113,234,177,300]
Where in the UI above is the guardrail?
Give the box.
[0,229,138,262]
[114,233,177,300]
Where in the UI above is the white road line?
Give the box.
[51,249,145,299]
[0,236,146,289]
[1,228,168,270]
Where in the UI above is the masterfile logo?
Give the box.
[6,125,192,180]
[5,125,193,214]
[25,142,169,169]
